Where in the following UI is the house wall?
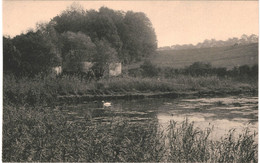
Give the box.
[52,66,62,75]
[109,63,122,76]
[80,62,94,73]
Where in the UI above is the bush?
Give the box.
[250,64,258,78]
[161,62,257,80]
[140,60,159,77]
[185,62,212,76]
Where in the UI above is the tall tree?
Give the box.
[36,21,63,66]
[121,11,157,63]
[5,4,158,77]
[61,31,97,72]
[12,31,56,76]
[52,4,157,64]
[85,8,123,52]
[91,39,118,78]
[3,36,21,75]
[52,2,86,33]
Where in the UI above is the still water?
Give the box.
[60,96,258,140]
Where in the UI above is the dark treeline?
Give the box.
[158,34,258,51]
[130,61,258,79]
[4,3,157,77]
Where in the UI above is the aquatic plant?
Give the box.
[3,105,258,162]
[167,120,258,162]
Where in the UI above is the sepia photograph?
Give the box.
[2,1,258,162]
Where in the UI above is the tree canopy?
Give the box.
[3,4,157,76]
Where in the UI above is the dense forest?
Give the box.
[3,4,157,77]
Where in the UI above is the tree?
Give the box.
[61,31,97,72]
[12,31,56,76]
[238,65,250,77]
[36,21,63,66]
[121,11,157,63]
[52,2,86,33]
[140,60,158,77]
[91,39,118,78]
[84,7,123,55]
[3,36,21,75]
[187,62,212,76]
[250,64,258,78]
[53,4,157,64]
[6,4,158,77]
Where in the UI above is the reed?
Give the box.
[3,105,258,162]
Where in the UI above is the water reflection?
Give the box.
[61,96,258,140]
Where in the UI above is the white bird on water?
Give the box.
[102,101,112,107]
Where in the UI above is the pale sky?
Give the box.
[3,1,259,47]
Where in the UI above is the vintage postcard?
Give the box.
[3,1,258,162]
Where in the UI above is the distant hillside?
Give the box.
[150,43,258,70]
[158,34,258,51]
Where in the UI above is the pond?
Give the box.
[59,95,258,140]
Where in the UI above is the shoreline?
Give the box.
[57,89,257,104]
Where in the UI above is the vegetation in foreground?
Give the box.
[3,105,258,162]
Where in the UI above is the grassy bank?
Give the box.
[3,105,258,162]
[3,74,257,106]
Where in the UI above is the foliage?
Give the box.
[158,34,258,51]
[12,31,57,76]
[167,120,258,162]
[51,2,86,33]
[52,5,157,64]
[62,31,96,61]
[121,11,157,62]
[140,60,159,77]
[36,21,63,66]
[96,75,255,93]
[3,37,21,75]
[91,39,119,78]
[61,31,97,72]
[167,120,212,162]
[161,62,258,79]
[3,105,165,162]
[4,4,157,77]
[3,73,257,106]
[3,74,88,106]
[185,62,212,76]
[3,106,258,162]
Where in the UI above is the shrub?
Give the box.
[140,60,159,77]
[185,62,212,76]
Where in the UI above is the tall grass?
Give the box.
[3,105,258,162]
[167,120,258,162]
[3,74,89,106]
[96,75,255,93]
[3,74,257,106]
[3,105,165,162]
